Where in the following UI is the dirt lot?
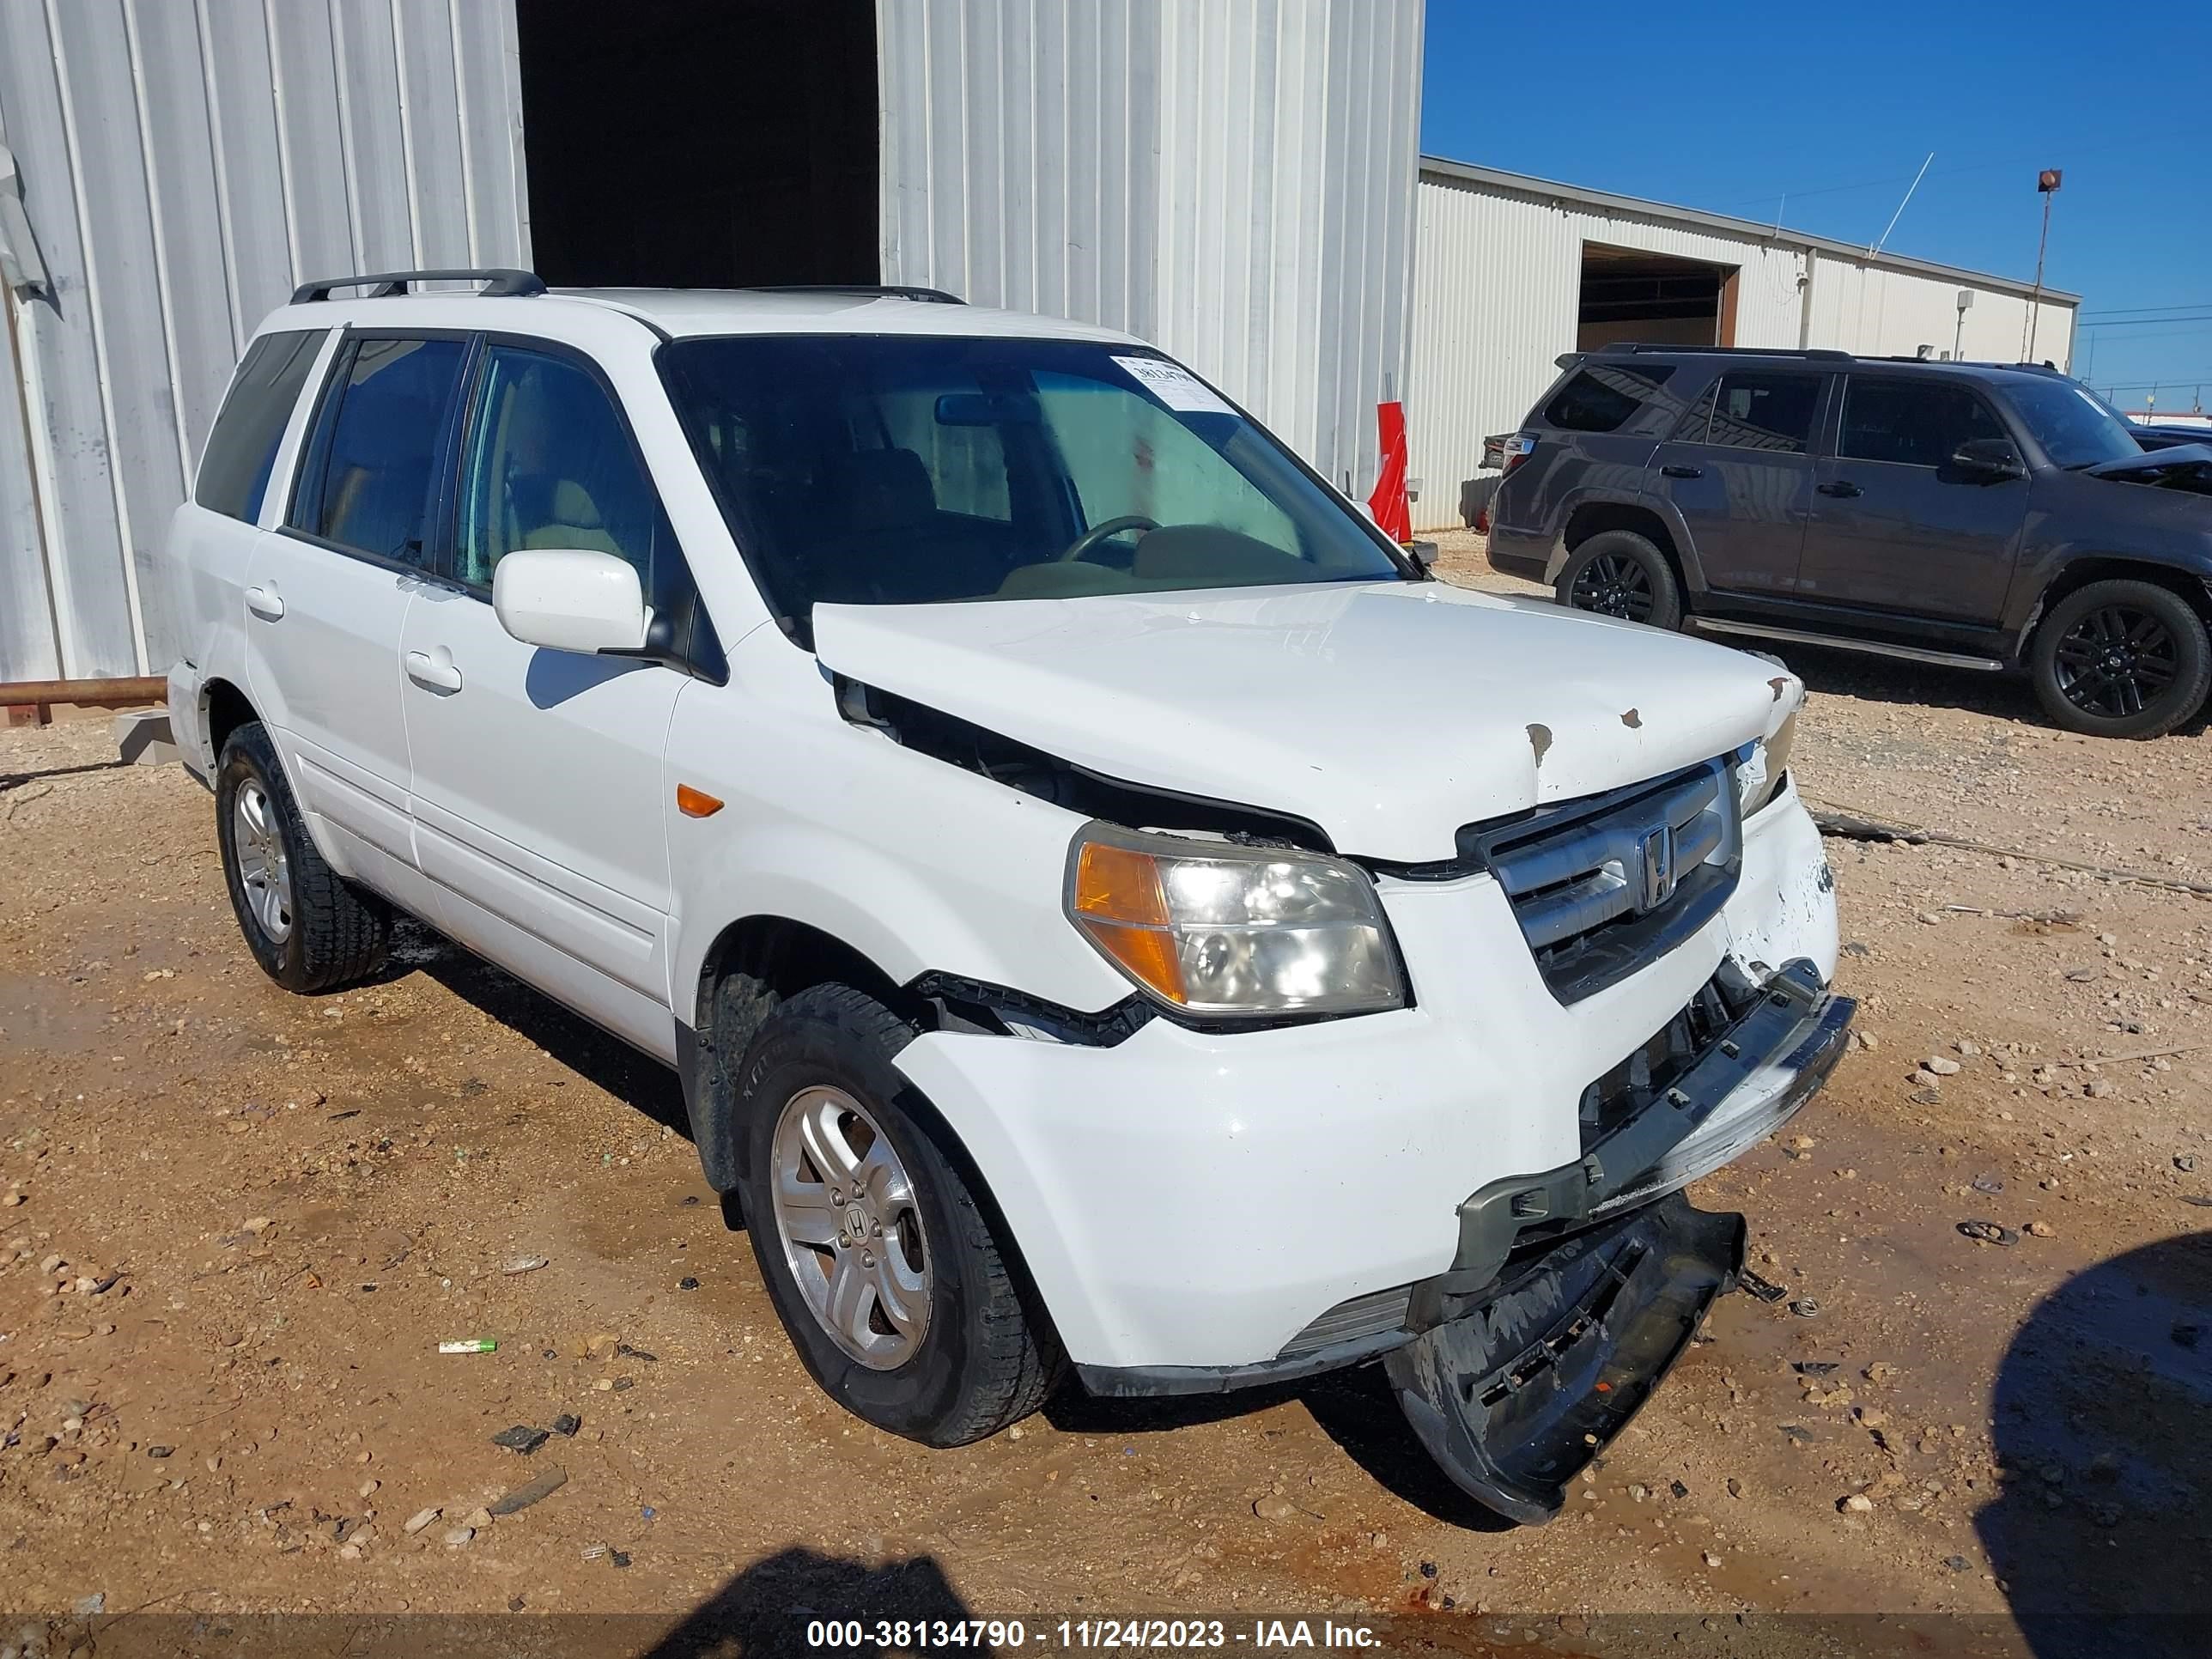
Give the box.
[3,546,2207,1654]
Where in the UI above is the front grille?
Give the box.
[1467,756,1742,1004]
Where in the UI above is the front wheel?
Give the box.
[2031,580,2211,740]
[1555,531,1683,629]
[735,982,1060,1445]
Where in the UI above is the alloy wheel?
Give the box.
[232,780,293,943]
[770,1085,932,1369]
[1569,553,1656,622]
[2053,605,2179,720]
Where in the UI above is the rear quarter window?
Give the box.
[194,330,326,523]
[1542,365,1677,434]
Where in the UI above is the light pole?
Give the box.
[2025,168,2061,362]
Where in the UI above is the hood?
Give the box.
[811,583,1792,864]
[2087,442,2212,495]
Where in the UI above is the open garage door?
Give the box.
[517,0,879,289]
[1577,243,1738,352]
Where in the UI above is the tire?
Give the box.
[2030,579,2212,740]
[735,982,1060,1446]
[1554,530,1684,629]
[215,721,389,993]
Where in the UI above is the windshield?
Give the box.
[657,335,1407,631]
[2000,377,2143,470]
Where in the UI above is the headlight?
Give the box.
[1064,823,1406,1018]
[1738,708,1799,817]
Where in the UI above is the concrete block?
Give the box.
[114,706,179,768]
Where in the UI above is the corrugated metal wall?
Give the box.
[1407,168,2080,532]
[1804,256,2075,369]
[877,0,1425,499]
[0,0,527,683]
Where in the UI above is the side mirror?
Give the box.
[1949,437,2027,483]
[492,549,651,655]
[1407,539,1439,571]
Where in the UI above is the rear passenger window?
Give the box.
[1840,380,2005,467]
[195,330,325,523]
[1543,365,1675,434]
[1698,373,1820,453]
[291,337,468,565]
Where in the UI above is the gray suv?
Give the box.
[1488,346,2212,738]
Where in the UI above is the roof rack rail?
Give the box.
[1594,342,1852,362]
[289,268,547,305]
[744,283,965,306]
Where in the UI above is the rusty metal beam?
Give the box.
[0,676,166,708]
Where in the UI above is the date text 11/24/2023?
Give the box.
[805,1619,1384,1650]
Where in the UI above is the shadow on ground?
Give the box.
[641,1546,983,1656]
[1977,1228,2211,1659]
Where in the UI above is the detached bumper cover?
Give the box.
[1443,957,1850,1297]
[1386,1194,1744,1524]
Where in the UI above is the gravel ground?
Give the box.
[3,567,2207,1653]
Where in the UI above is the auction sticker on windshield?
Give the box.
[1113,354,1236,416]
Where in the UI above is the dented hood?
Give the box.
[811,583,1791,864]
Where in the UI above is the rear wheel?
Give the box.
[216,722,389,992]
[1555,530,1683,629]
[2031,579,2210,739]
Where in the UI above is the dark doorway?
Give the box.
[516,0,880,289]
[1577,242,1736,352]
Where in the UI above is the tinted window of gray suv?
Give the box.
[1675,371,1820,453]
[1543,364,1674,433]
[1839,380,2003,468]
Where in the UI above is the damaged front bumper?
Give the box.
[1385,957,1850,1523]
[1387,1194,1744,1523]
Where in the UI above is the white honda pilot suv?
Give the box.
[165,270,1849,1523]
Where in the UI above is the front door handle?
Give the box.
[404,648,464,694]
[1660,464,1703,479]
[244,583,285,621]
[1816,480,1863,498]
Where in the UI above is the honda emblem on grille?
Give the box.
[1636,824,1677,910]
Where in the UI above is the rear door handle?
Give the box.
[1816,480,1863,498]
[1660,465,1703,479]
[404,648,464,694]
[244,583,285,621]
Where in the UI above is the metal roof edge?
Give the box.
[1417,155,2081,307]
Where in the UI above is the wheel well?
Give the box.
[685,915,911,1191]
[692,915,908,1048]
[204,678,257,757]
[2032,559,2212,640]
[1563,502,1681,574]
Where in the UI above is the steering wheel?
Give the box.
[1057,514,1159,563]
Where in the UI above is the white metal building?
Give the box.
[1407,158,2082,532]
[0,0,1423,684]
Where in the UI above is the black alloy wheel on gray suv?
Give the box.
[2029,579,2212,741]
[1555,531,1682,630]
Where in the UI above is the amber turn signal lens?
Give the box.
[1070,842,1184,1003]
[1072,842,1170,926]
[676,785,724,818]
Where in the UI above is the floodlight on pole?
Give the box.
[2025,168,2061,362]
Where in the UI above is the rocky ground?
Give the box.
[2,552,2207,1655]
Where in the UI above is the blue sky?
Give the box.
[1420,0,2212,416]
